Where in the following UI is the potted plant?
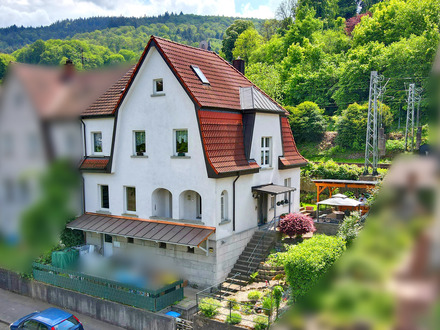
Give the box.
[177,141,188,156]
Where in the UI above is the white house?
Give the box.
[0,61,132,240]
[68,36,307,286]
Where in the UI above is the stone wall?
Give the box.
[193,315,242,330]
[0,268,175,330]
[314,222,339,236]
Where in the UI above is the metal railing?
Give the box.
[32,262,183,311]
[245,217,279,274]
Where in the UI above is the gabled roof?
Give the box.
[198,110,259,176]
[10,62,132,119]
[82,36,288,116]
[279,117,308,169]
[240,86,285,113]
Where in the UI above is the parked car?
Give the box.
[9,308,83,330]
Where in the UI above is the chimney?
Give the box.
[232,58,245,75]
[61,59,75,82]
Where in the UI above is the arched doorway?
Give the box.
[179,190,202,221]
[152,188,172,218]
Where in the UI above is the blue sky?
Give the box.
[0,0,280,28]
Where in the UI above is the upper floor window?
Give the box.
[153,79,164,95]
[92,132,102,154]
[261,137,271,167]
[125,186,136,213]
[100,185,109,209]
[220,190,228,221]
[133,131,146,156]
[175,129,188,156]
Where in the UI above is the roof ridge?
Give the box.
[152,35,216,54]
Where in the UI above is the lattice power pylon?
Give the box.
[364,71,384,176]
[404,83,415,152]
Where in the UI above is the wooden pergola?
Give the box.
[312,179,378,203]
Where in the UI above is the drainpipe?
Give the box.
[232,173,240,232]
[80,119,86,214]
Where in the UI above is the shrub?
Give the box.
[199,298,221,318]
[248,290,263,302]
[283,235,345,299]
[272,286,284,318]
[262,296,273,315]
[279,213,316,238]
[225,312,242,325]
[228,298,240,310]
[305,160,363,181]
[241,302,254,314]
[254,315,269,329]
[337,211,363,246]
[286,101,326,143]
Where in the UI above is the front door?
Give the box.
[103,234,113,257]
[257,193,268,226]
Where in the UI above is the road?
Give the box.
[0,288,124,330]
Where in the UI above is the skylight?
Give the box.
[191,65,210,85]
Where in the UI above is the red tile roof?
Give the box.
[82,65,136,116]
[79,157,110,171]
[11,62,133,119]
[279,117,308,168]
[199,110,259,175]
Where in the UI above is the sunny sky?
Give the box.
[0,0,281,28]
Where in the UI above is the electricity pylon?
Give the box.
[404,83,415,152]
[364,71,384,176]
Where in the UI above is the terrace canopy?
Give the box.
[67,213,215,254]
[316,196,362,221]
[312,179,378,202]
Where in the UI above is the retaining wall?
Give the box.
[0,268,175,330]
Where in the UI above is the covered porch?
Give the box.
[252,184,297,227]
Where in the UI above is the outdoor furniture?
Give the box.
[316,195,362,222]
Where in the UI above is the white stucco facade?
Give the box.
[80,45,302,286]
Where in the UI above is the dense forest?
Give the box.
[0,0,438,158]
[0,13,264,53]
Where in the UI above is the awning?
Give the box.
[67,213,215,248]
[252,184,297,195]
[317,197,362,207]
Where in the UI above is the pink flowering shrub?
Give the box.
[279,213,316,238]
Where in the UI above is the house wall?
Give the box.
[0,74,47,237]
[83,117,114,157]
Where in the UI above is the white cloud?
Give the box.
[0,0,278,28]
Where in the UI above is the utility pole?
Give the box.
[404,83,415,152]
[364,71,384,176]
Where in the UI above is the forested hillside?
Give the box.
[0,13,264,53]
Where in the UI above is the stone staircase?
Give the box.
[218,229,278,297]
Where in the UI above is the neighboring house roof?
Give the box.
[67,213,216,248]
[10,62,132,119]
[79,157,110,171]
[82,65,136,117]
[279,117,308,169]
[198,110,260,175]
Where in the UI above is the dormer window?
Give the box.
[153,78,164,95]
[191,65,209,85]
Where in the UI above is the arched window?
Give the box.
[221,191,228,221]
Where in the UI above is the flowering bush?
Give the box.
[279,213,316,238]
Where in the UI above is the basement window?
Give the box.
[159,242,166,249]
[187,247,195,254]
[127,237,134,244]
[191,65,210,85]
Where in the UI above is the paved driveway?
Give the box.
[0,288,124,330]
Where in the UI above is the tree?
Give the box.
[279,213,316,238]
[286,101,326,143]
[0,53,14,80]
[276,0,299,21]
[337,0,360,19]
[232,28,263,63]
[246,63,282,101]
[298,0,339,19]
[221,20,254,62]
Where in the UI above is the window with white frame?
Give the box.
[100,185,109,209]
[261,137,271,167]
[125,187,136,213]
[133,131,146,155]
[284,178,291,201]
[175,129,188,156]
[220,190,228,221]
[92,132,102,154]
[153,79,164,94]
